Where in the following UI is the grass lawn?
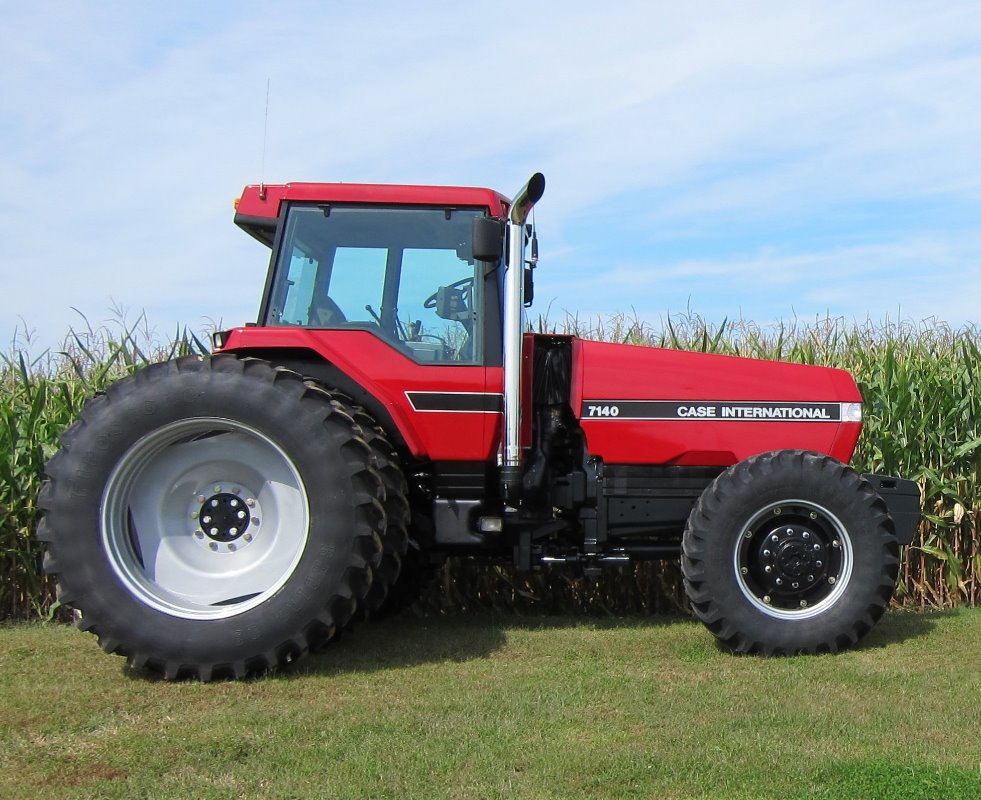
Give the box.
[1,608,979,799]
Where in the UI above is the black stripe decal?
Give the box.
[581,401,842,422]
[407,392,504,413]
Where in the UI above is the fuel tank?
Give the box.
[566,337,863,467]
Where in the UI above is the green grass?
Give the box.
[2,609,980,799]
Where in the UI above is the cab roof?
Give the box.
[234,181,510,246]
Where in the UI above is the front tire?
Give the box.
[682,450,899,654]
[37,355,386,680]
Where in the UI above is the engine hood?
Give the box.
[567,337,863,466]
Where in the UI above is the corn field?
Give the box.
[2,312,979,620]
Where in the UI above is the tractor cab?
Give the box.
[264,204,487,364]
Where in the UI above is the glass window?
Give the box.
[266,205,485,364]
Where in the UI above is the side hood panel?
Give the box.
[570,338,862,466]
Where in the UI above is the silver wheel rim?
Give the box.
[733,499,853,621]
[100,418,309,620]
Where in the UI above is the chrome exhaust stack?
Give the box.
[501,172,545,506]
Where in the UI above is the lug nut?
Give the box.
[191,511,198,520]
[213,485,221,494]
[802,532,810,539]
[244,534,253,543]
[194,530,204,539]
[764,566,772,573]
[741,567,748,574]
[775,578,783,586]
[771,534,779,542]
[246,498,256,508]
[800,600,808,608]
[809,512,818,520]
[251,517,260,525]
[196,495,206,504]
[209,543,218,551]
[763,595,772,604]
[237,510,246,520]
[828,576,837,585]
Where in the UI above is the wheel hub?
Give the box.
[757,525,826,592]
[188,485,263,553]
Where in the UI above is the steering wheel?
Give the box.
[423,277,475,309]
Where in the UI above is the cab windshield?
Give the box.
[265,205,485,364]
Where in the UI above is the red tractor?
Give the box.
[38,173,919,680]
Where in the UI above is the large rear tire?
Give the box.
[37,355,386,680]
[682,450,899,654]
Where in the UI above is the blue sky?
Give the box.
[3,1,980,353]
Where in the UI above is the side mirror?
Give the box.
[472,216,504,262]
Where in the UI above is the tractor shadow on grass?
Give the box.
[854,607,946,651]
[295,606,943,677]
[293,611,691,678]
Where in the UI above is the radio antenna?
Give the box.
[260,78,270,200]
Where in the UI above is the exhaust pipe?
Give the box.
[501,173,545,506]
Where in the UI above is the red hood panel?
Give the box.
[570,338,862,466]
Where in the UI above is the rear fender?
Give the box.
[218,327,501,463]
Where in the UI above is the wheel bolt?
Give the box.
[764,566,772,573]
[213,485,221,494]
[802,532,810,539]
[773,508,782,516]
[800,600,808,608]
[191,511,198,520]
[832,540,840,549]
[771,534,779,542]
[251,517,260,525]
[792,582,799,589]
[230,527,238,536]
[816,560,823,567]
[775,578,783,586]
[237,510,246,520]
[194,530,204,539]
[211,499,219,507]
[745,530,752,539]
[228,543,236,552]
[244,534,253,543]
[763,595,772,604]
[230,499,239,508]
[246,498,256,508]
[786,528,793,535]
[196,495,206,504]
[828,576,836,585]
[209,543,218,551]
[741,567,748,575]
[807,575,814,582]
[210,528,218,536]
[809,512,818,520]
[813,544,821,551]
[763,549,771,557]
